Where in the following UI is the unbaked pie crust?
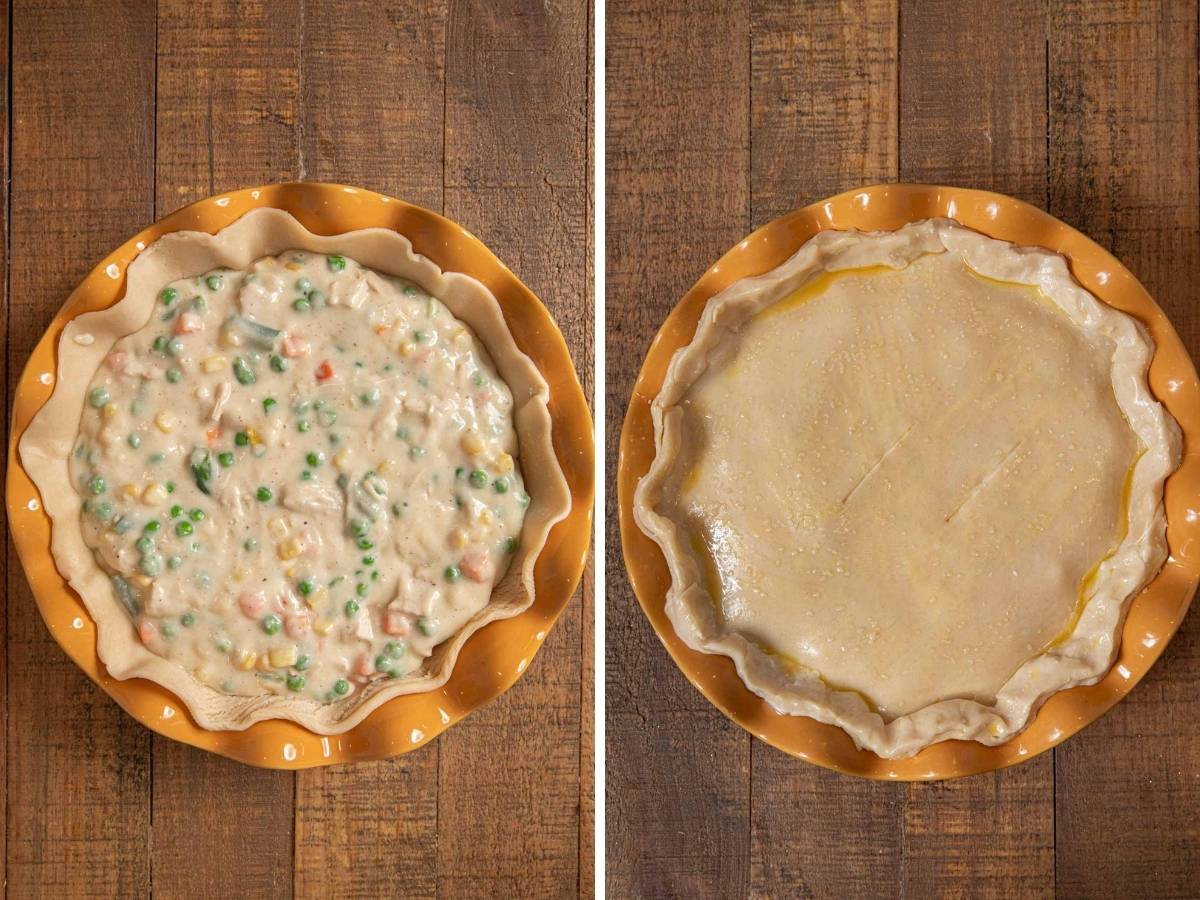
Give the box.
[635,218,1180,758]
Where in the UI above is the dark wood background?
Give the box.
[606,1,1200,897]
[2,1,593,897]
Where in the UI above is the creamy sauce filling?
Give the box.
[72,250,527,702]
[671,254,1137,717]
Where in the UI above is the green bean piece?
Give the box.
[233,357,256,385]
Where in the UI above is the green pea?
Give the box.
[215,637,232,653]
[233,357,256,385]
[409,446,426,460]
[295,654,311,671]
[413,330,430,343]
[149,453,164,463]
[161,622,177,639]
[300,470,313,480]
[261,614,282,635]
[333,679,350,696]
[454,466,464,479]
[160,287,178,306]
[327,254,346,272]
[243,538,258,551]
[385,641,404,658]
[88,387,111,408]
[305,452,322,467]
[167,338,184,357]
[170,504,183,518]
[292,298,311,312]
[403,285,417,297]
[263,397,277,413]
[127,434,142,449]
[357,538,374,551]
[205,274,223,291]
[516,492,530,508]
[270,354,288,373]
[166,481,176,493]
[235,431,250,446]
[395,425,410,440]
[88,476,107,495]
[362,555,375,566]
[503,536,518,554]
[94,501,113,521]
[307,289,326,307]
[165,368,182,383]
[175,521,194,537]
[469,469,488,488]
[140,555,161,576]
[151,336,168,354]
[256,486,273,503]
[320,409,337,427]
[493,477,510,494]
[135,536,155,554]
[297,419,311,433]
[350,519,370,538]
[444,565,461,583]
[189,508,205,522]
[374,655,393,673]
[295,277,311,292]
[343,600,360,617]
[298,579,314,596]
[355,582,368,598]
[416,616,434,636]
[167,555,183,570]
[143,520,161,534]
[191,295,208,312]
[180,612,195,627]
[217,451,234,467]
[286,673,305,692]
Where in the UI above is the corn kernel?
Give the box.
[269,645,298,668]
[194,665,214,685]
[479,508,495,526]
[201,355,227,373]
[397,341,414,357]
[332,448,352,471]
[154,411,175,433]
[495,452,514,474]
[235,650,257,671]
[122,482,141,499]
[142,483,167,505]
[306,587,328,610]
[267,516,291,539]
[277,538,303,561]
[219,328,242,349]
[377,458,395,476]
[285,261,303,271]
[231,566,250,582]
[449,528,468,550]
[132,574,153,588]
[313,617,334,636]
[461,433,485,455]
[102,402,119,420]
[256,653,273,673]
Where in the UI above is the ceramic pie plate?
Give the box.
[8,182,594,769]
[618,183,1200,781]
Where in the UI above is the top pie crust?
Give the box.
[634,218,1180,758]
[20,208,572,734]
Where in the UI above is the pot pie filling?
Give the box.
[636,219,1180,757]
[70,250,527,702]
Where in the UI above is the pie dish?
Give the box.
[622,187,1200,774]
[9,183,592,764]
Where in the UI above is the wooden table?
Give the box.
[606,2,1199,897]
[2,2,592,896]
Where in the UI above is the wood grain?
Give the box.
[606,1,752,896]
[0,0,10,887]
[746,4,902,895]
[6,1,156,895]
[292,4,445,895]
[438,2,591,896]
[149,4,302,896]
[1049,3,1200,897]
[898,4,1056,898]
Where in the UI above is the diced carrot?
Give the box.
[206,426,222,445]
[137,620,158,645]
[238,591,266,619]
[175,312,203,335]
[460,549,495,583]
[374,324,390,336]
[285,612,311,639]
[281,333,311,358]
[383,610,411,636]
[315,359,335,381]
[354,651,375,677]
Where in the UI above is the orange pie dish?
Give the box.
[618,184,1200,779]
[8,182,593,768]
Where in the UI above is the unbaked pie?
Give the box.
[634,218,1180,758]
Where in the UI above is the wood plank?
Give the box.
[894,3,1057,898]
[0,0,11,887]
[439,1,590,896]
[747,5,902,895]
[1048,2,1200,896]
[292,4,446,896]
[6,1,156,895]
[149,3,300,897]
[605,1,752,896]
